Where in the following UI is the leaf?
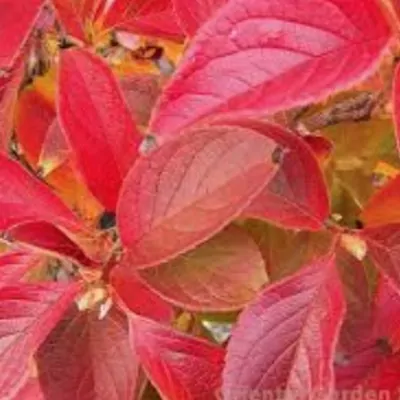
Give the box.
[16,88,57,167]
[117,124,278,268]
[0,0,44,68]
[51,0,91,42]
[14,378,44,400]
[222,250,345,399]
[9,222,95,267]
[361,175,400,227]
[150,0,390,137]
[373,276,400,352]
[0,154,82,232]
[36,305,140,400]
[102,0,183,40]
[172,0,227,36]
[336,249,374,354]
[138,225,267,312]
[243,219,334,281]
[58,48,141,211]
[220,119,329,230]
[119,73,161,126]
[0,281,80,398]
[0,250,41,288]
[111,261,174,323]
[0,62,23,152]
[394,63,400,157]
[361,224,400,290]
[130,314,225,400]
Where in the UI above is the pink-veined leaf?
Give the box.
[111,260,174,323]
[0,0,44,69]
[0,62,24,152]
[0,281,80,398]
[9,222,95,267]
[361,224,400,291]
[0,250,41,288]
[0,154,82,232]
[117,124,278,268]
[222,250,345,399]
[138,225,268,312]
[172,0,227,36]
[130,314,225,400]
[150,0,391,138]
[58,48,141,211]
[36,304,139,400]
[101,0,183,40]
[214,118,330,230]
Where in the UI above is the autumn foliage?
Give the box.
[2,0,400,399]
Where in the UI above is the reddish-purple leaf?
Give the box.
[130,314,225,400]
[215,118,330,230]
[150,0,390,138]
[14,378,44,400]
[361,224,400,291]
[111,261,174,323]
[58,48,141,211]
[222,250,345,399]
[9,222,95,267]
[0,281,80,398]
[37,305,139,400]
[119,74,161,126]
[172,0,227,36]
[0,0,44,68]
[336,249,374,354]
[102,0,183,40]
[138,225,268,312]
[0,154,82,232]
[0,250,41,288]
[117,124,278,268]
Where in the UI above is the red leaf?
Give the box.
[117,124,278,268]
[216,119,330,230]
[9,222,95,267]
[222,250,345,399]
[130,314,225,400]
[16,89,56,167]
[14,378,44,400]
[51,0,86,42]
[373,276,400,352]
[111,262,174,323]
[0,0,44,69]
[150,0,390,138]
[0,281,80,398]
[0,62,24,152]
[361,224,400,290]
[172,0,227,36]
[102,0,183,40]
[138,225,268,312]
[394,63,400,158]
[58,48,141,211]
[37,305,140,400]
[0,250,41,287]
[361,175,400,227]
[0,154,82,232]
